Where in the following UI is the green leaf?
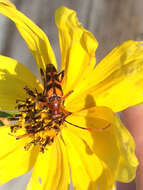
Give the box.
[0,111,13,118]
[0,111,19,126]
[0,111,18,118]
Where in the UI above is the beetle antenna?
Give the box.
[64,120,88,130]
[64,120,110,132]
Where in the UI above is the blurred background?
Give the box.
[0,0,143,189]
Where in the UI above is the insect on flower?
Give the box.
[0,1,142,189]
[39,64,72,122]
[9,64,69,152]
[10,63,110,152]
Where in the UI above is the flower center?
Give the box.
[10,86,69,152]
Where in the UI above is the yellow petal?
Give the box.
[65,41,143,112]
[0,55,42,110]
[0,0,14,7]
[112,184,117,190]
[66,106,114,130]
[62,126,103,190]
[26,137,70,190]
[65,106,119,170]
[95,162,115,190]
[65,108,129,188]
[55,6,98,94]
[63,124,120,187]
[114,117,138,182]
[0,126,38,184]
[66,107,138,183]
[0,0,57,73]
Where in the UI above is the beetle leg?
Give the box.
[40,68,46,88]
[58,70,64,82]
[62,90,73,101]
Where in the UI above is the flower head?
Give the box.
[0,1,143,190]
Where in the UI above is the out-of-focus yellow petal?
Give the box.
[0,0,14,7]
[55,6,98,94]
[0,0,57,73]
[0,55,42,110]
[62,126,103,190]
[65,41,143,112]
[26,138,70,190]
[0,126,38,184]
[114,117,138,182]
[112,184,117,190]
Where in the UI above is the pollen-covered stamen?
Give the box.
[10,87,64,152]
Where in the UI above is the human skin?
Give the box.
[121,104,143,190]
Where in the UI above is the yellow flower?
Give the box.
[0,1,143,190]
